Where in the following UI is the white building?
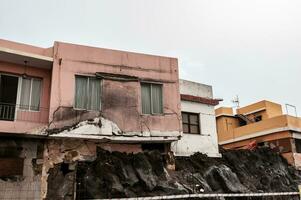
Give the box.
[171,79,221,157]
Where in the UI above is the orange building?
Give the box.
[215,100,301,168]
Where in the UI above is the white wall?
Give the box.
[171,80,220,157]
[179,79,213,98]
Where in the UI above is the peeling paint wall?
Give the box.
[41,139,142,199]
[0,139,43,200]
[48,42,181,138]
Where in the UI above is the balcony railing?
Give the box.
[0,103,15,121]
[0,103,49,123]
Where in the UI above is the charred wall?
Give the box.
[48,78,181,136]
[42,139,142,199]
[0,138,43,200]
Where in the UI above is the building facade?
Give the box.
[0,39,182,199]
[216,100,301,168]
[0,39,181,141]
[172,79,221,157]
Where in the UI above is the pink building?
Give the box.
[0,39,181,199]
[0,39,181,139]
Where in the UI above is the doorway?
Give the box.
[0,74,19,121]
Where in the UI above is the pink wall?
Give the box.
[0,39,181,136]
[0,39,53,57]
[49,42,181,135]
[0,61,51,133]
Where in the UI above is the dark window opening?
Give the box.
[182,112,200,134]
[142,143,166,153]
[0,75,19,121]
[254,115,262,122]
[257,142,265,147]
[238,118,247,126]
[60,163,74,175]
[295,139,301,153]
[0,141,24,177]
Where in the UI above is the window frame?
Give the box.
[182,112,201,134]
[18,77,42,112]
[140,82,164,115]
[254,115,262,122]
[74,75,101,111]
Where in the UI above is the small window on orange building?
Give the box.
[295,139,301,153]
[254,115,262,122]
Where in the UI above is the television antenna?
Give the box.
[232,95,240,108]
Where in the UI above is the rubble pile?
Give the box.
[51,147,301,200]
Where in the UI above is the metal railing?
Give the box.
[0,103,16,121]
[0,102,49,123]
[95,192,300,200]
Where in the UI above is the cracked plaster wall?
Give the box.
[48,42,182,138]
[41,139,142,199]
[0,139,42,200]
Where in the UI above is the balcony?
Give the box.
[0,103,49,123]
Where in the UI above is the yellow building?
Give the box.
[215,100,301,168]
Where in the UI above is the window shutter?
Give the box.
[20,78,31,110]
[30,79,42,111]
[88,78,101,110]
[75,76,88,109]
[141,84,151,114]
[151,84,163,114]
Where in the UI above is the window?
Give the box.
[254,115,262,122]
[238,118,247,126]
[295,139,301,153]
[141,83,163,114]
[182,112,200,134]
[20,77,42,111]
[75,76,101,110]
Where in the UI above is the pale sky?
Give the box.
[0,0,300,115]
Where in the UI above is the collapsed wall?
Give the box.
[0,138,43,200]
[45,147,301,200]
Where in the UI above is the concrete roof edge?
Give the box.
[54,41,178,60]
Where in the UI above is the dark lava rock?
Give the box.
[132,152,157,191]
[72,147,301,200]
[46,163,76,200]
[204,164,248,193]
